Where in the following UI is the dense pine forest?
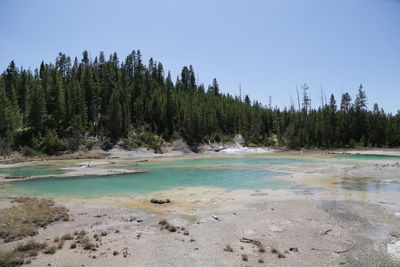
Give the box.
[0,50,399,156]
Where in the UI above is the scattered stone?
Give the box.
[390,232,400,238]
[122,248,129,258]
[223,245,233,252]
[320,229,332,236]
[271,248,286,258]
[270,225,283,233]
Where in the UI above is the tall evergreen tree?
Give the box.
[108,89,122,141]
[28,81,47,134]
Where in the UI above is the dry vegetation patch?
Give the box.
[0,240,47,266]
[159,219,189,234]
[0,198,69,242]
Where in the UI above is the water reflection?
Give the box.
[334,177,400,192]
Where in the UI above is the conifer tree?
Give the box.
[108,89,122,141]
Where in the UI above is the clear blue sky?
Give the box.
[1,0,399,112]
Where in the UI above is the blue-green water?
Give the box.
[4,156,309,197]
[2,154,399,198]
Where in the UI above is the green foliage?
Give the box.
[108,89,122,141]
[349,139,357,148]
[19,146,40,157]
[0,51,398,154]
[27,82,46,134]
[101,138,114,151]
[122,130,163,152]
[85,140,95,151]
[39,129,68,155]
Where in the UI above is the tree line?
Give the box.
[0,50,399,156]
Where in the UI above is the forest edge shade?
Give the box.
[0,50,399,158]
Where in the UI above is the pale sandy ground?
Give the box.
[0,150,400,266]
[1,187,400,267]
[332,149,400,157]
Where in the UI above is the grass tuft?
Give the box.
[15,240,46,252]
[0,240,47,266]
[61,233,73,240]
[43,246,57,254]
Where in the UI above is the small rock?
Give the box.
[270,225,284,233]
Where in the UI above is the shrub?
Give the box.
[39,130,68,155]
[77,230,87,238]
[0,251,23,267]
[0,240,47,266]
[15,240,46,252]
[83,242,94,250]
[122,130,163,152]
[43,246,57,254]
[19,146,40,157]
[349,139,357,148]
[85,140,95,151]
[101,138,113,151]
[81,238,94,250]
[61,233,73,240]
[28,250,38,257]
